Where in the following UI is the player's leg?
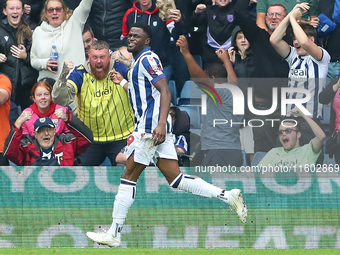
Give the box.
[87,132,152,247]
[157,158,224,199]
[157,158,247,223]
[86,156,146,247]
[109,157,145,240]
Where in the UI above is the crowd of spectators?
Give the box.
[0,0,339,167]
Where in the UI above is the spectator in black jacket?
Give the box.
[192,0,236,66]
[234,0,290,153]
[227,26,254,96]
[0,1,40,29]
[0,0,38,124]
[169,0,193,94]
[86,0,134,50]
[21,0,44,29]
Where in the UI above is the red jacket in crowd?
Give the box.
[3,115,93,166]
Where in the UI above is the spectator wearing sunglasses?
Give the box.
[30,0,93,82]
[257,106,326,168]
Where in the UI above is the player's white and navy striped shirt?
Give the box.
[285,46,330,119]
[128,47,172,133]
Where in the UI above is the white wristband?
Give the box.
[120,79,128,87]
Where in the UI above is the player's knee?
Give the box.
[169,173,183,188]
[121,167,139,182]
[170,173,196,189]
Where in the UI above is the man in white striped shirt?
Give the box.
[270,2,330,145]
[86,22,247,247]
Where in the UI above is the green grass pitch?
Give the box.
[0,248,339,255]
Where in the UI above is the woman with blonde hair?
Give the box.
[30,0,93,81]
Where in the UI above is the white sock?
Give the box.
[107,222,123,240]
[171,173,223,198]
[218,189,231,203]
[108,179,136,239]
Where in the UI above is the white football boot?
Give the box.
[218,188,248,223]
[86,231,121,247]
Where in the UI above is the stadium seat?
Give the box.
[178,80,203,106]
[9,160,16,166]
[173,108,190,134]
[178,105,201,129]
[193,55,203,69]
[178,105,190,119]
[323,153,336,165]
[321,103,331,135]
[100,157,111,166]
[250,151,267,166]
[189,105,201,129]
[242,151,248,166]
[168,80,177,105]
[177,81,191,106]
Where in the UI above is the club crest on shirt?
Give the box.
[52,119,59,128]
[227,15,234,22]
[146,56,162,74]
[147,56,156,65]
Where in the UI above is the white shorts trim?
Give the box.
[126,132,178,165]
